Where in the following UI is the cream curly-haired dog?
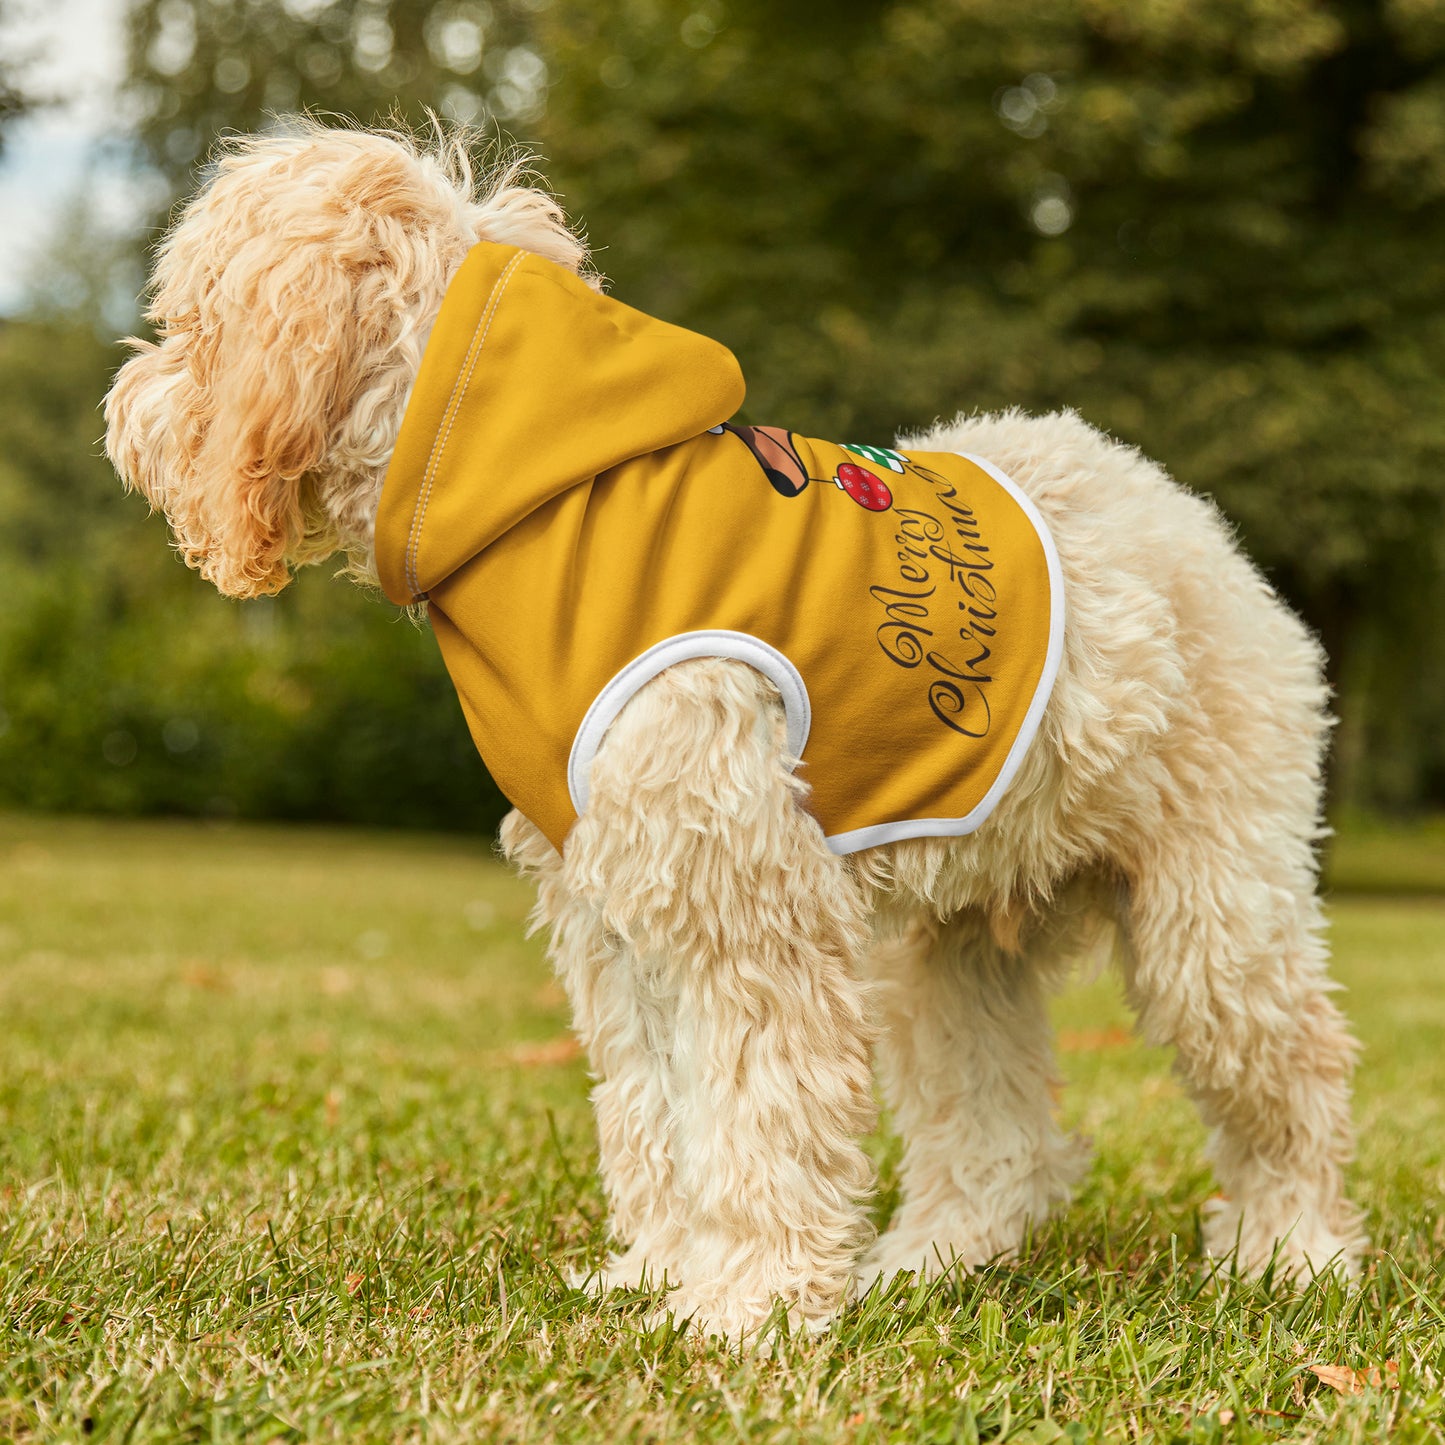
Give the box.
[104,122,1364,1342]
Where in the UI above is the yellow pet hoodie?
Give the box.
[374,243,1064,854]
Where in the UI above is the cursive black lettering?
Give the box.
[870,584,935,668]
[928,646,992,686]
[928,679,991,737]
[895,508,944,544]
[928,542,994,580]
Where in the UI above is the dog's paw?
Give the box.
[1202,1196,1366,1282]
[645,1289,836,1351]
[855,1245,986,1297]
[860,1136,1091,1296]
[570,1245,674,1296]
[858,1220,1020,1295]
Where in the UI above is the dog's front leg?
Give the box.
[501,808,688,1290]
[564,659,878,1344]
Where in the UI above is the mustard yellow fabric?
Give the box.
[375,243,1063,854]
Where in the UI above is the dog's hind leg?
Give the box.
[1121,834,1365,1280]
[563,658,878,1343]
[1105,573,1365,1280]
[859,911,1089,1290]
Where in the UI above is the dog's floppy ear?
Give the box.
[108,151,407,592]
[108,235,384,599]
[180,241,356,597]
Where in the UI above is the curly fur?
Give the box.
[105,122,1366,1344]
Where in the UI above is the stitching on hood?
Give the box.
[405,249,526,599]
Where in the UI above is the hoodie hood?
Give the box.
[374,243,745,605]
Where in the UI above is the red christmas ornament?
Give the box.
[835,462,892,511]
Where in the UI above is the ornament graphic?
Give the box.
[834,461,892,511]
[723,423,810,496]
[722,423,895,512]
[843,441,907,474]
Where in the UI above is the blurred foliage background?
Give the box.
[3,0,1445,831]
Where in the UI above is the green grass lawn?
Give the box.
[1,813,1442,1443]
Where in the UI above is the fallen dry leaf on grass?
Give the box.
[1310,1362,1399,1395]
[501,1037,584,1067]
[534,980,567,1008]
[179,961,230,992]
[1056,1027,1134,1052]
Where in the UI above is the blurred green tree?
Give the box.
[0,310,507,830]
[533,0,1445,805]
[0,28,512,830]
[0,0,545,833]
[7,0,1440,823]
[124,0,542,187]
